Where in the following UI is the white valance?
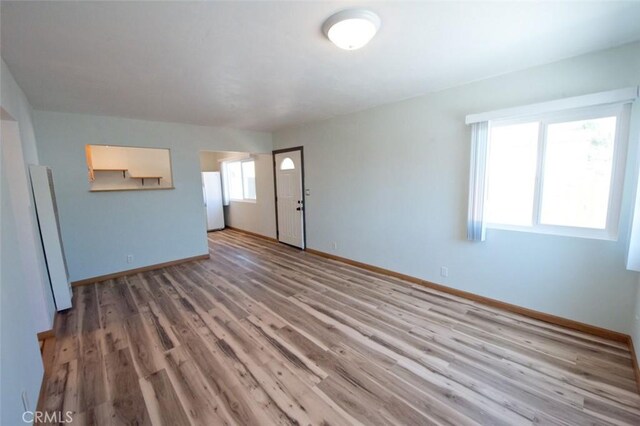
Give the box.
[465,86,639,125]
[217,154,253,163]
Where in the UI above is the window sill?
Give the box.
[229,199,257,204]
[90,186,175,192]
[487,223,617,241]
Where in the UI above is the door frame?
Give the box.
[272,146,306,250]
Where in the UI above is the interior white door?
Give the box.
[29,165,72,311]
[275,150,304,248]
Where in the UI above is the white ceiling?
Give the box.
[2,1,640,132]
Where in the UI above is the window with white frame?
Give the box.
[483,103,629,240]
[226,159,256,201]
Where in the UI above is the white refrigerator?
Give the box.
[202,172,225,231]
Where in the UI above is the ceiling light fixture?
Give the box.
[322,9,381,51]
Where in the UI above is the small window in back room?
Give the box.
[280,157,295,170]
[225,159,256,201]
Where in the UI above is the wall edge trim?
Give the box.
[305,247,631,344]
[627,336,640,394]
[70,253,210,287]
[36,329,55,341]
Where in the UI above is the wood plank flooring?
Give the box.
[39,229,640,425]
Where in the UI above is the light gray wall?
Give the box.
[1,160,45,424]
[1,60,39,165]
[0,61,46,423]
[33,111,272,282]
[1,59,55,332]
[273,42,640,333]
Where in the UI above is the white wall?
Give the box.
[33,111,272,282]
[0,60,47,423]
[274,42,640,333]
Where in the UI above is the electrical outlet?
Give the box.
[332,242,338,250]
[21,391,30,412]
[440,266,449,278]
[126,254,133,264]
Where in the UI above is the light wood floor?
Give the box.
[39,229,640,425]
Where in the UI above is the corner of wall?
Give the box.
[1,57,56,331]
[632,275,640,367]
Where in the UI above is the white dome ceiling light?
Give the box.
[322,9,381,51]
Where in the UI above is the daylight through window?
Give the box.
[484,104,628,239]
[226,159,256,201]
